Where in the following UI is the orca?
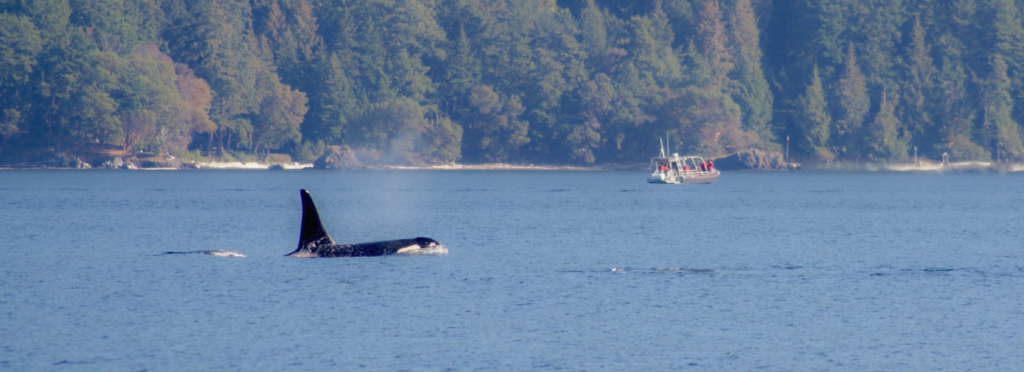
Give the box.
[158,250,246,257]
[286,189,447,258]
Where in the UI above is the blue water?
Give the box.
[1,170,1023,370]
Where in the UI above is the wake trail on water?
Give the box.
[156,250,246,257]
[610,267,715,274]
[557,268,716,275]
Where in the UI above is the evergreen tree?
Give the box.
[850,0,904,89]
[442,26,481,113]
[580,0,608,59]
[629,11,680,87]
[0,13,43,143]
[833,42,870,159]
[903,15,939,156]
[696,0,731,91]
[984,0,1024,134]
[9,0,1024,166]
[795,66,833,160]
[982,55,1024,159]
[252,0,320,89]
[986,0,1024,74]
[728,0,774,146]
[935,53,987,160]
[867,89,909,160]
[306,52,359,144]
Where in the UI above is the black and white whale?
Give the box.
[286,189,448,258]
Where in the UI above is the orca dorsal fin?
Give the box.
[298,189,335,251]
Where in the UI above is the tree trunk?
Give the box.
[217,130,224,157]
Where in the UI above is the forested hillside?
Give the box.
[2,0,1023,165]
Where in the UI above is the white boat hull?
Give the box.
[648,170,720,184]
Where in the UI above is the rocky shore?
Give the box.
[0,150,313,170]
[3,147,1021,172]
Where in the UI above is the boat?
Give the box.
[647,139,719,184]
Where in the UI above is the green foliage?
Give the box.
[867,90,909,160]
[115,44,190,153]
[983,55,1023,159]
[264,152,292,164]
[252,70,308,157]
[833,43,870,158]
[295,139,326,162]
[0,13,43,143]
[902,16,939,155]
[662,86,749,157]
[3,0,1024,164]
[0,13,43,86]
[462,85,529,162]
[696,0,731,91]
[728,0,773,147]
[795,66,833,159]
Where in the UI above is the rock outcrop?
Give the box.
[29,152,91,168]
[714,149,791,171]
[100,157,125,169]
[137,154,180,168]
[313,145,363,170]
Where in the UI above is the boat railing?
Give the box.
[678,168,715,176]
[651,156,718,177]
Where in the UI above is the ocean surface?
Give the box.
[1,170,1022,370]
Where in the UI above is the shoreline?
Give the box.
[0,162,610,171]
[2,160,1023,172]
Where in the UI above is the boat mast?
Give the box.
[659,138,666,158]
[666,131,671,157]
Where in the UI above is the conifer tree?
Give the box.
[985,0,1024,134]
[443,26,481,113]
[987,0,1024,73]
[696,0,731,91]
[796,66,833,160]
[983,55,1024,160]
[728,0,773,146]
[903,16,939,155]
[936,54,987,160]
[867,89,908,160]
[307,52,360,144]
[0,14,43,143]
[630,11,680,86]
[834,42,870,159]
[580,0,608,59]
[11,0,1024,166]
